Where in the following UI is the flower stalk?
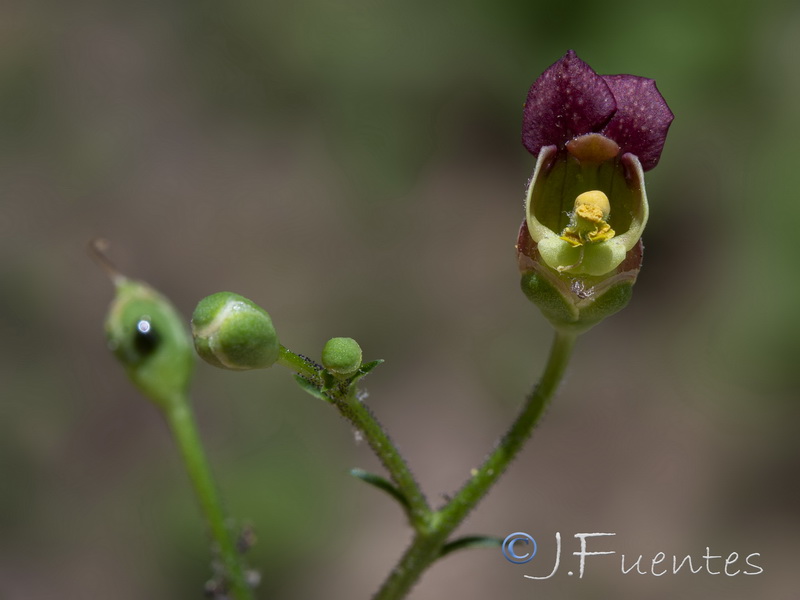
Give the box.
[163,395,255,600]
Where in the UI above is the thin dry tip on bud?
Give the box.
[88,238,126,286]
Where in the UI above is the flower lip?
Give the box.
[522,50,673,171]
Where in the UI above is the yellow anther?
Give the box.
[559,190,615,247]
[574,190,611,219]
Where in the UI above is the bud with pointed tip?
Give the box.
[105,278,195,408]
[192,292,280,370]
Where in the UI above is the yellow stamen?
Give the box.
[559,190,615,247]
[575,190,611,218]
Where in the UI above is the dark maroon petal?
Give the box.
[522,50,617,156]
[601,75,674,171]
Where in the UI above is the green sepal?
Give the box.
[349,468,410,511]
[292,374,332,403]
[577,280,634,325]
[349,359,384,384]
[520,270,634,335]
[290,358,382,401]
[323,359,383,388]
[520,271,579,325]
[439,535,503,558]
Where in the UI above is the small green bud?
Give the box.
[321,337,362,377]
[191,292,279,370]
[105,278,195,408]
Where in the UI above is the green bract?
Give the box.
[322,337,363,377]
[191,292,280,370]
[105,278,194,408]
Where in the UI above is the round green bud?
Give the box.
[191,292,279,370]
[321,337,362,377]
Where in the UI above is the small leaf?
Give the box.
[439,535,503,558]
[349,359,384,384]
[349,468,409,511]
[293,374,331,403]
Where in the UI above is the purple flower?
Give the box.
[517,51,673,332]
[519,50,673,278]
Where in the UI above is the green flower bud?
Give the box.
[191,292,279,370]
[105,278,195,408]
[321,337,362,377]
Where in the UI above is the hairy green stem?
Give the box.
[440,330,577,525]
[164,397,254,600]
[278,346,431,528]
[277,345,321,380]
[279,331,576,599]
[373,330,578,599]
[337,389,431,529]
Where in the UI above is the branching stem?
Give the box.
[373,330,577,599]
[280,330,577,600]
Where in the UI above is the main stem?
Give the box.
[164,397,254,600]
[373,330,577,600]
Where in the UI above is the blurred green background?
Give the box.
[2,0,799,598]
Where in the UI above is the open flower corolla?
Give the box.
[520,50,673,277]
